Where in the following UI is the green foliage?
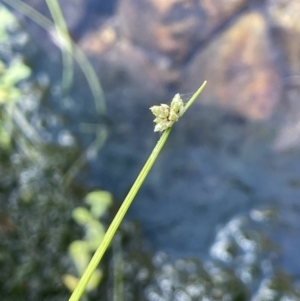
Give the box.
[0,5,31,149]
[0,59,31,104]
[63,190,112,293]
[0,2,110,300]
[0,5,15,41]
[0,145,80,301]
[85,190,113,219]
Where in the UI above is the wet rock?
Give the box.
[117,0,248,62]
[146,256,248,301]
[267,0,300,151]
[80,25,176,95]
[141,208,300,301]
[272,86,300,151]
[267,0,300,76]
[79,0,250,105]
[267,0,300,150]
[181,11,281,120]
[78,7,182,92]
[80,22,118,54]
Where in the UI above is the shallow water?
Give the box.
[1,1,300,299]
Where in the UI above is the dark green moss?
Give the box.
[0,145,82,301]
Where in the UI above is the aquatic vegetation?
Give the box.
[63,190,112,293]
[0,144,80,301]
[0,58,31,149]
[45,0,73,91]
[2,0,107,186]
[0,5,31,149]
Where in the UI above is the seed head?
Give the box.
[150,93,185,132]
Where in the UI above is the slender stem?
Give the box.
[183,81,207,114]
[45,0,74,91]
[68,81,207,301]
[68,128,171,301]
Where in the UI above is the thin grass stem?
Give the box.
[45,0,73,91]
[68,128,171,301]
[182,81,207,114]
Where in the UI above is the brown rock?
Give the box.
[181,12,281,120]
[79,9,186,94]
[199,0,248,32]
[268,0,300,31]
[151,0,195,16]
[117,0,248,62]
[80,23,118,54]
[80,29,178,96]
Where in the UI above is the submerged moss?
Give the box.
[0,145,81,301]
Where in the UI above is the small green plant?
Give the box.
[0,5,31,149]
[0,4,15,41]
[62,190,112,294]
[68,81,207,301]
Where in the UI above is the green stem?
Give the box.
[68,129,171,301]
[45,0,74,91]
[68,81,207,301]
[183,81,207,114]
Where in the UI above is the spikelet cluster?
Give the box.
[149,94,185,132]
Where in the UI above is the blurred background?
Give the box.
[1,0,300,300]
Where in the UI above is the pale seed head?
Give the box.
[153,117,164,124]
[150,104,170,118]
[154,120,174,132]
[150,93,185,132]
[168,110,179,122]
[170,93,184,114]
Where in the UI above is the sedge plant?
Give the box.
[68,81,207,301]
